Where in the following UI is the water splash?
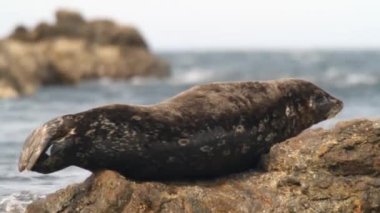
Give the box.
[0,191,43,212]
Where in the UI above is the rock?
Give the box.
[55,10,85,26]
[9,10,148,49]
[0,10,170,98]
[26,119,380,213]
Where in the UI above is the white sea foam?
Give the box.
[128,76,162,85]
[170,68,215,84]
[344,73,378,86]
[0,192,42,213]
[127,67,216,85]
[323,67,378,87]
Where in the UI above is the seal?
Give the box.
[18,79,343,180]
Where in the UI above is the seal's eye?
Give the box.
[315,94,327,104]
[309,94,328,108]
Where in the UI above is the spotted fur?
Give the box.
[19,79,343,180]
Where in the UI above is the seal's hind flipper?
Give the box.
[18,124,53,172]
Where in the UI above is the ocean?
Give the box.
[0,50,379,212]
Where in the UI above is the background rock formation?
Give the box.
[0,10,170,98]
[26,119,380,213]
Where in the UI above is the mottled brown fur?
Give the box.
[19,79,343,180]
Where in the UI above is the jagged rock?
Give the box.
[0,10,170,98]
[26,119,380,213]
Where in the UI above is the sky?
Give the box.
[1,0,380,51]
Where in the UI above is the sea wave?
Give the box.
[170,68,216,84]
[0,191,42,213]
[322,67,379,87]
[126,67,217,86]
[77,65,380,91]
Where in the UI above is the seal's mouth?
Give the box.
[327,98,344,119]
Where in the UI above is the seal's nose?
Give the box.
[327,97,344,119]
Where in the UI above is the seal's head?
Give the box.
[18,115,78,173]
[278,79,343,123]
[306,84,343,120]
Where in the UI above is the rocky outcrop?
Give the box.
[26,119,380,213]
[0,10,170,98]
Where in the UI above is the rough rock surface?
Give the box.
[26,119,380,213]
[0,10,170,98]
